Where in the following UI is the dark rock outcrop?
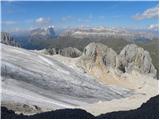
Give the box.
[58,47,82,58]
[41,48,57,55]
[1,32,20,47]
[1,108,95,119]
[96,95,159,119]
[1,95,159,119]
[40,47,82,58]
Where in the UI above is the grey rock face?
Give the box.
[42,48,57,55]
[79,42,157,79]
[79,42,117,70]
[41,47,82,58]
[1,32,20,47]
[47,26,56,37]
[58,47,82,58]
[117,44,157,78]
[31,26,56,38]
[30,26,56,42]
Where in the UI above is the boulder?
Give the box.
[58,47,82,58]
[42,48,57,55]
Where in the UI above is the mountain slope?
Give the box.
[1,43,133,114]
[1,42,158,116]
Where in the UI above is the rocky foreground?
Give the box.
[1,95,159,119]
[1,42,159,117]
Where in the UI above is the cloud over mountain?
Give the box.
[35,17,52,27]
[133,5,158,20]
[148,24,159,31]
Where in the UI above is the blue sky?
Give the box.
[1,1,159,32]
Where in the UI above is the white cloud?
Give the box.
[148,24,159,31]
[36,17,44,23]
[133,5,158,20]
[2,20,16,25]
[35,17,52,26]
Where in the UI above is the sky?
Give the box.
[1,1,159,32]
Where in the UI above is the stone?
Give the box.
[43,48,57,55]
[58,47,82,58]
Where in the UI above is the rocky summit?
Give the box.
[1,32,20,47]
[79,42,117,70]
[31,26,56,38]
[117,44,157,78]
[78,42,157,80]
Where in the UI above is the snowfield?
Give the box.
[1,44,134,115]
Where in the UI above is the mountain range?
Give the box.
[9,26,158,49]
[1,40,158,117]
[2,27,159,76]
[10,26,56,49]
[60,27,158,42]
[1,26,159,118]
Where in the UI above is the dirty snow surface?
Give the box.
[1,44,133,114]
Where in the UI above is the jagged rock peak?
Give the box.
[81,42,117,69]
[117,44,157,78]
[79,42,157,79]
[31,26,56,37]
[1,32,20,47]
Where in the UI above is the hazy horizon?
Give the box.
[2,1,159,32]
